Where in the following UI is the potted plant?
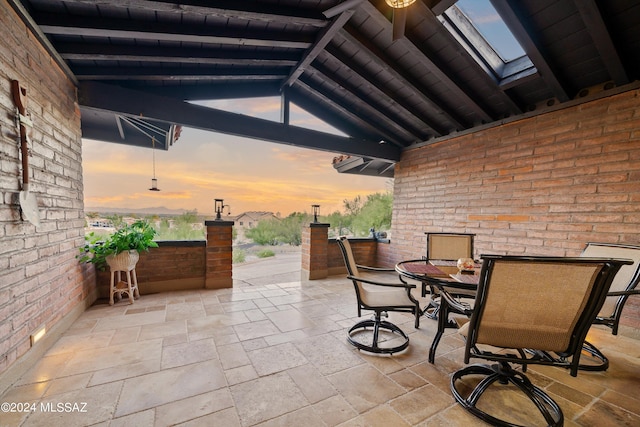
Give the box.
[79,219,158,271]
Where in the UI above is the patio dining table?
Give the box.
[395,259,480,363]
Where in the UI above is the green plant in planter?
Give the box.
[78,219,158,270]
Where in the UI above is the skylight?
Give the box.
[455,0,524,62]
[440,0,535,86]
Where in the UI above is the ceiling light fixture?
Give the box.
[385,0,416,8]
[149,136,160,191]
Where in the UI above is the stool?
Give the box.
[106,251,140,305]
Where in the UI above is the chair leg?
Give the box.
[578,341,609,371]
[451,362,563,427]
[525,340,609,372]
[347,312,409,354]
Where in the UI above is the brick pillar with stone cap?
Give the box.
[302,222,330,280]
[205,220,234,289]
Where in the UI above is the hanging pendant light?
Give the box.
[149,137,160,191]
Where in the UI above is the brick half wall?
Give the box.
[95,241,206,296]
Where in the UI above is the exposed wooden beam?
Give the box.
[286,88,383,143]
[574,0,629,86]
[300,70,417,147]
[56,0,327,27]
[310,61,435,139]
[281,10,355,90]
[36,13,313,49]
[72,66,289,81]
[424,0,457,16]
[291,80,400,145]
[57,43,300,67]
[78,82,401,161]
[491,0,570,102]
[118,82,281,101]
[339,29,466,131]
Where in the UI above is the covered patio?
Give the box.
[2,254,639,426]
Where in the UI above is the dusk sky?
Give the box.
[82,97,390,218]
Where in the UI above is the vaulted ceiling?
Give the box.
[10,0,640,177]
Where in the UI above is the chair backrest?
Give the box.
[466,255,630,373]
[580,243,640,318]
[336,236,360,277]
[426,233,474,260]
[336,236,371,307]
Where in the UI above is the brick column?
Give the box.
[301,222,330,280]
[205,220,234,289]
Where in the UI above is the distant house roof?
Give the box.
[231,212,279,223]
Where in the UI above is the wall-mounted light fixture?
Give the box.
[214,199,231,220]
[312,204,320,223]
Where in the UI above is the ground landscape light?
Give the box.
[30,324,46,347]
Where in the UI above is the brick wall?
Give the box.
[327,238,378,274]
[95,242,206,296]
[388,88,640,335]
[0,0,94,382]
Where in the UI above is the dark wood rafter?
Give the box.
[35,13,314,49]
[574,0,629,86]
[337,30,464,133]
[57,43,301,67]
[53,0,328,26]
[492,0,571,102]
[286,87,383,142]
[119,82,282,101]
[294,78,408,148]
[299,70,419,146]
[72,66,290,81]
[78,81,401,161]
[310,61,434,139]
[323,44,452,136]
[281,10,355,90]
[425,0,458,16]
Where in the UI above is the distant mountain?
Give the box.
[85,206,193,216]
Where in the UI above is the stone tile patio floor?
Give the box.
[2,252,639,426]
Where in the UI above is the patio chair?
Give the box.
[426,232,475,263]
[441,255,631,426]
[336,236,421,354]
[422,232,476,318]
[526,243,640,371]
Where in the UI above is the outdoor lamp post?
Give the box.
[214,199,231,220]
[312,204,320,223]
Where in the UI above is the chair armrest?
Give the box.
[437,287,473,315]
[356,264,396,273]
[347,275,416,289]
[607,289,640,297]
